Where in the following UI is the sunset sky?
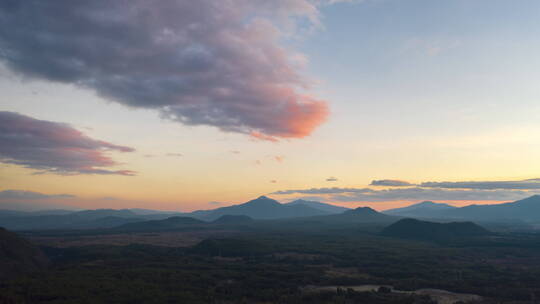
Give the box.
[2,0,540,212]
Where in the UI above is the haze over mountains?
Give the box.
[189,196,332,221]
[0,196,349,230]
[2,195,540,231]
[384,195,540,223]
[383,201,457,218]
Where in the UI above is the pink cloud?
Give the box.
[0,0,332,140]
[0,111,135,175]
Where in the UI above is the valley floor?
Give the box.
[2,227,540,303]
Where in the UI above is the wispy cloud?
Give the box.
[326,177,338,182]
[0,111,135,175]
[273,178,540,202]
[0,189,76,200]
[419,179,540,190]
[274,155,285,163]
[0,0,335,140]
[370,179,413,187]
[273,186,533,202]
[273,187,374,195]
[166,153,183,157]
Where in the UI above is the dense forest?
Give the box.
[1,226,540,303]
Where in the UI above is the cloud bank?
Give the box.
[370,179,413,187]
[0,111,135,175]
[273,177,540,202]
[0,189,75,200]
[272,186,533,202]
[419,179,540,190]
[0,0,331,140]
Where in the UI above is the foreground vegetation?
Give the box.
[2,227,540,303]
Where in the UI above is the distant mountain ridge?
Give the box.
[384,201,457,218]
[188,196,329,221]
[384,195,540,222]
[442,195,540,222]
[4,195,540,231]
[308,206,398,224]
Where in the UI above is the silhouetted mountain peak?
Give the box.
[243,196,281,207]
[346,207,378,214]
[383,201,457,217]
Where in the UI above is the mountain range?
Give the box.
[0,196,348,230]
[384,195,540,222]
[189,196,332,221]
[383,201,457,218]
[3,195,540,231]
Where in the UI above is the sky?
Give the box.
[1,0,540,212]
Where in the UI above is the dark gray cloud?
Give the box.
[0,0,329,140]
[419,179,540,190]
[0,189,75,200]
[272,187,375,195]
[272,186,535,202]
[330,187,532,202]
[326,177,338,182]
[0,111,135,175]
[370,179,413,187]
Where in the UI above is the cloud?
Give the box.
[330,188,533,202]
[326,177,338,182]
[0,111,135,175]
[419,179,540,190]
[208,201,224,206]
[272,186,536,202]
[370,179,413,187]
[270,180,277,183]
[272,187,374,195]
[274,155,285,163]
[0,189,76,200]
[0,0,332,140]
[166,153,183,157]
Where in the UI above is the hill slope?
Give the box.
[114,216,206,232]
[0,228,48,279]
[381,218,490,241]
[212,215,254,224]
[285,199,349,214]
